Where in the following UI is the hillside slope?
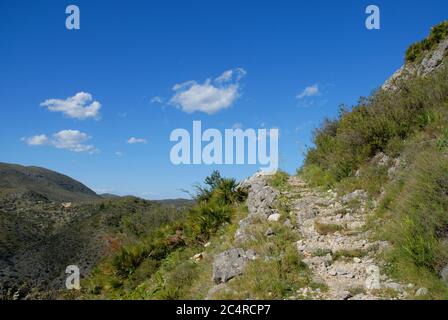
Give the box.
[3,22,448,301]
[300,21,448,298]
[0,162,99,203]
[0,196,187,299]
[0,163,190,299]
[76,21,448,301]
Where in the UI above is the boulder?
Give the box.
[234,213,264,244]
[365,265,381,290]
[415,287,428,296]
[267,213,281,222]
[240,172,279,218]
[342,190,368,204]
[212,248,256,284]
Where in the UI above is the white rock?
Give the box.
[365,265,381,290]
[268,213,281,222]
[415,287,428,296]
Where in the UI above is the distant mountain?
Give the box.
[155,198,195,207]
[100,193,121,199]
[0,162,100,203]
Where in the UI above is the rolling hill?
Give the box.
[0,162,100,203]
[0,163,191,299]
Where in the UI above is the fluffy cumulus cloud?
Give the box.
[40,92,101,120]
[23,130,98,153]
[169,68,246,114]
[127,137,147,144]
[23,134,49,146]
[296,84,320,99]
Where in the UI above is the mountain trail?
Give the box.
[283,176,409,300]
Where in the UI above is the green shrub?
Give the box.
[132,258,160,284]
[301,65,448,186]
[186,201,233,243]
[298,164,335,189]
[213,178,247,205]
[82,170,246,298]
[436,127,448,151]
[269,170,290,190]
[384,150,448,269]
[406,42,424,63]
[154,261,198,300]
[406,21,448,63]
[377,148,448,298]
[194,170,247,205]
[112,245,148,277]
[337,164,389,196]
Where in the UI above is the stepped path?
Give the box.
[282,176,409,300]
[209,173,414,300]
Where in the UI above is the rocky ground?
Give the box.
[287,176,408,300]
[208,172,428,300]
[382,37,448,91]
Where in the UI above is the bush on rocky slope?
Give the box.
[0,196,185,300]
[78,171,247,299]
[300,28,448,298]
[406,21,448,63]
[302,65,448,191]
[374,147,448,298]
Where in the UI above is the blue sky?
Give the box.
[1,0,447,199]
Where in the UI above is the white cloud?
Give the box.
[296,84,320,99]
[23,130,98,153]
[127,137,147,144]
[40,92,101,120]
[150,96,164,104]
[52,130,97,152]
[115,151,123,157]
[169,68,246,114]
[22,134,49,146]
[215,70,234,83]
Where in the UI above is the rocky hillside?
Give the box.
[299,21,448,299]
[0,196,188,300]
[76,22,448,301]
[383,21,448,90]
[0,163,191,300]
[204,22,448,300]
[3,22,448,301]
[204,172,422,299]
